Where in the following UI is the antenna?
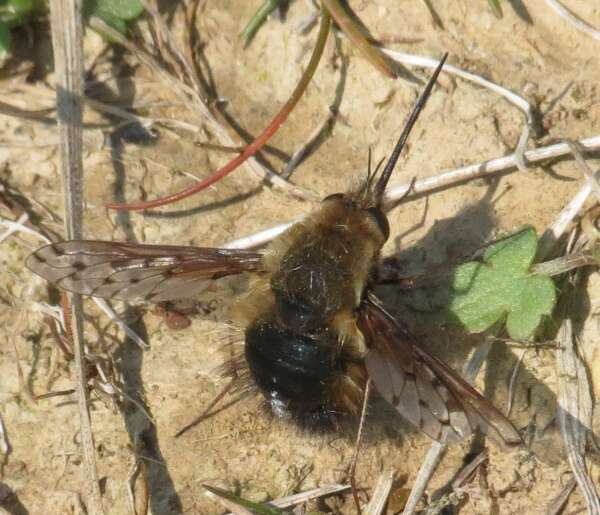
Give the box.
[374,53,448,203]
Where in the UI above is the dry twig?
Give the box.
[0,411,10,472]
[49,0,103,512]
[225,134,600,249]
[545,0,600,42]
[364,469,395,515]
[378,50,537,173]
[546,476,577,515]
[555,232,600,514]
[219,483,350,515]
[539,140,600,259]
[349,378,372,514]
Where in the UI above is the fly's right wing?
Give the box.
[359,295,522,448]
[27,240,264,302]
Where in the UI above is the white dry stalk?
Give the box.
[564,140,600,202]
[383,136,600,206]
[126,459,149,515]
[538,141,600,259]
[49,1,103,513]
[222,484,350,515]
[555,234,600,514]
[0,412,9,455]
[506,347,528,417]
[556,316,600,513]
[0,213,29,243]
[364,469,395,515]
[85,96,201,134]
[381,50,533,122]
[225,135,600,249]
[402,339,494,515]
[380,50,534,173]
[269,484,350,509]
[34,302,67,332]
[545,0,600,42]
[539,182,592,260]
[92,298,148,350]
[126,461,138,515]
[225,218,299,249]
[0,214,51,245]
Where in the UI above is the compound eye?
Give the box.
[322,192,345,203]
[365,207,390,240]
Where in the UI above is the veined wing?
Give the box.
[27,240,264,302]
[359,295,521,448]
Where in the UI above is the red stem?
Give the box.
[107,11,332,211]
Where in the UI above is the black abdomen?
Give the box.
[245,319,338,420]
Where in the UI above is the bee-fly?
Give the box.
[27,54,521,447]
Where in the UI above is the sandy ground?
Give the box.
[1,0,600,513]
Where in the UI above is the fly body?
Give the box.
[26,54,522,448]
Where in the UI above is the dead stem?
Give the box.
[555,232,600,513]
[224,134,600,250]
[364,469,395,515]
[378,49,536,173]
[104,10,331,210]
[0,411,9,476]
[48,0,103,512]
[545,0,600,41]
[349,378,372,514]
[127,458,149,515]
[545,476,577,515]
[267,484,350,509]
[402,340,494,515]
[506,347,528,417]
[539,140,600,259]
[174,378,237,437]
[281,107,337,180]
[321,0,396,78]
[90,16,313,201]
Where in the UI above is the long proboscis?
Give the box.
[374,53,449,204]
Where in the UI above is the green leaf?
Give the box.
[0,0,35,25]
[92,0,143,20]
[9,0,34,15]
[93,8,127,35]
[241,0,282,46]
[488,0,503,18]
[448,227,556,339]
[203,484,285,515]
[0,20,10,54]
[84,0,143,38]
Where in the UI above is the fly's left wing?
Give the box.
[27,240,264,302]
[359,295,521,448]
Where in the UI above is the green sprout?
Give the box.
[448,227,557,339]
[204,484,286,515]
[0,0,144,57]
[488,0,503,18]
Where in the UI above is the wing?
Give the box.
[26,240,264,302]
[359,295,521,448]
